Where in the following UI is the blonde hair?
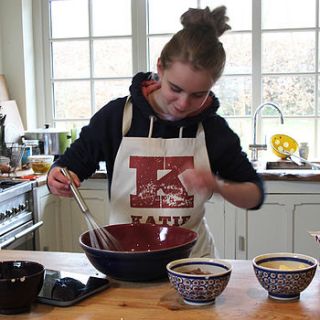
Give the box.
[159,6,231,83]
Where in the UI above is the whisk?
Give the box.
[60,167,122,251]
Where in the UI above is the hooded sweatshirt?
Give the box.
[54,72,264,209]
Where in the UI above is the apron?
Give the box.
[110,97,216,257]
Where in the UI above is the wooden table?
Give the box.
[0,250,319,319]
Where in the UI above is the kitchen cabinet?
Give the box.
[205,194,225,258]
[206,181,320,260]
[59,179,110,252]
[33,184,61,251]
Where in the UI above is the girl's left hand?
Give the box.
[180,168,217,199]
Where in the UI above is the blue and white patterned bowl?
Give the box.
[166,258,232,306]
[253,252,318,301]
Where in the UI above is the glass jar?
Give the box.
[299,142,309,160]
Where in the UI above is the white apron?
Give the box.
[110,97,216,257]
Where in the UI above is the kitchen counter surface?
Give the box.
[259,169,320,181]
[1,250,319,319]
[2,166,320,183]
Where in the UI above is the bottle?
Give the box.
[299,142,309,160]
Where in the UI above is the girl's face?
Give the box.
[156,59,214,120]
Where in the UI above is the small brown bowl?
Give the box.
[0,261,44,314]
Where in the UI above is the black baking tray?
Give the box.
[36,269,110,307]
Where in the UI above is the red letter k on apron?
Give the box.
[110,98,216,257]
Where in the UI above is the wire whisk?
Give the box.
[61,167,122,251]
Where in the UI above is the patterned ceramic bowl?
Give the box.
[253,252,317,301]
[166,258,232,306]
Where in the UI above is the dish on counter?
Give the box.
[0,260,44,314]
[28,155,54,174]
[270,134,298,159]
[252,252,317,301]
[166,257,232,306]
[79,223,198,282]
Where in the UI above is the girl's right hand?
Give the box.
[47,166,81,197]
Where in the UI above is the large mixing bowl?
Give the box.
[79,223,198,282]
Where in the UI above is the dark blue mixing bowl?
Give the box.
[79,223,198,281]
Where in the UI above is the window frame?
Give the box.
[39,0,320,157]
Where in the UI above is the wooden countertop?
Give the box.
[1,250,319,319]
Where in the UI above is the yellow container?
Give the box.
[270,134,298,159]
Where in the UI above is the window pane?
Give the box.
[201,0,251,31]
[50,0,88,38]
[92,0,131,36]
[226,118,252,154]
[53,81,91,119]
[262,0,316,29]
[148,35,171,72]
[94,79,131,110]
[214,76,252,116]
[262,118,315,159]
[317,121,320,158]
[262,32,315,73]
[93,39,132,77]
[318,78,320,112]
[52,41,90,79]
[262,75,315,116]
[148,0,197,34]
[223,33,251,74]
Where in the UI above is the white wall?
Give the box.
[0,22,3,73]
[0,0,38,129]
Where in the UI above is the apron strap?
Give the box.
[122,96,133,136]
[122,95,205,138]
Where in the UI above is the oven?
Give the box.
[0,179,43,250]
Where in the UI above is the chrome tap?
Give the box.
[249,102,284,161]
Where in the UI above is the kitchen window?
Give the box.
[43,0,320,158]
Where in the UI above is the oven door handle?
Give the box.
[14,221,44,239]
[0,236,16,249]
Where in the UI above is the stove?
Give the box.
[0,179,43,249]
[0,179,28,192]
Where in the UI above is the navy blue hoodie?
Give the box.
[54,72,264,209]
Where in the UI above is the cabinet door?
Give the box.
[236,193,320,260]
[60,189,109,252]
[236,194,293,260]
[205,194,225,258]
[293,195,320,260]
[35,185,61,251]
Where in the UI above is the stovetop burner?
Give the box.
[0,180,25,193]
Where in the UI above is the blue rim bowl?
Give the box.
[166,258,232,306]
[252,252,318,300]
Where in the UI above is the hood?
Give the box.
[129,72,220,128]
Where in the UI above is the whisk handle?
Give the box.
[60,167,89,213]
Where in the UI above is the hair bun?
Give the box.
[180,6,231,37]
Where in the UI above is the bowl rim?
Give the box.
[252,252,318,272]
[166,257,232,277]
[0,260,45,282]
[28,154,54,160]
[79,223,198,254]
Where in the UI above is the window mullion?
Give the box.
[252,0,262,144]
[315,0,319,157]
[88,0,95,115]
[252,0,262,111]
[131,0,148,73]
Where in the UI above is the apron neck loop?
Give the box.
[148,116,155,138]
[179,127,184,138]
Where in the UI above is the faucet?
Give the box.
[249,102,284,161]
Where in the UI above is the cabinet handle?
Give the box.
[239,236,246,251]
